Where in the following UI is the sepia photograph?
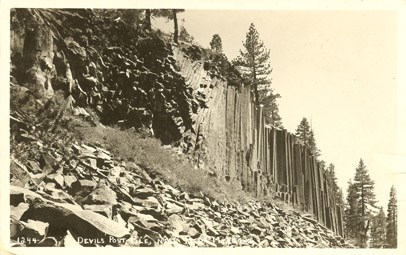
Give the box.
[1,0,405,253]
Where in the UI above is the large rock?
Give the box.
[27,160,42,174]
[133,196,161,209]
[167,214,189,235]
[21,220,49,241]
[10,159,32,188]
[46,172,65,188]
[12,186,130,246]
[82,183,117,205]
[10,218,24,239]
[188,227,201,238]
[83,204,113,219]
[64,175,78,188]
[39,152,59,174]
[165,201,184,215]
[11,202,30,220]
[130,187,156,199]
[63,230,82,247]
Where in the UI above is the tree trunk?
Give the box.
[172,9,178,43]
[144,9,151,31]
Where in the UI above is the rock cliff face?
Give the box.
[172,47,344,236]
[10,9,202,146]
[11,12,55,98]
[10,8,344,242]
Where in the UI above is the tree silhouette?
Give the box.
[386,186,397,248]
[235,23,282,126]
[235,23,272,106]
[370,207,386,248]
[295,117,320,157]
[345,159,377,247]
[210,34,223,53]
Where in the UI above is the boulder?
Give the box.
[165,201,184,215]
[188,227,201,238]
[10,159,32,188]
[27,160,42,174]
[185,202,205,211]
[63,175,78,188]
[230,226,241,235]
[131,187,156,199]
[71,144,82,154]
[130,221,161,243]
[167,214,189,235]
[71,179,97,197]
[83,204,113,219]
[133,196,161,209]
[21,220,49,241]
[10,218,24,239]
[63,230,82,247]
[39,152,58,174]
[11,202,30,220]
[12,186,130,245]
[46,172,65,188]
[109,166,122,178]
[82,183,117,205]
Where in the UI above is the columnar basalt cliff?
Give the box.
[173,48,344,236]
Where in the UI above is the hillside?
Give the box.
[10,110,348,247]
[9,9,351,248]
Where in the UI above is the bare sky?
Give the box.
[157,10,399,207]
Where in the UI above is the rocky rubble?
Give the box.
[10,116,351,248]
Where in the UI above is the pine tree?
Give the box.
[295,117,311,142]
[345,159,377,247]
[261,91,283,128]
[308,129,321,157]
[326,164,338,191]
[345,179,359,239]
[386,186,397,248]
[325,163,344,207]
[235,23,272,106]
[295,118,320,157]
[210,34,223,53]
[234,23,282,126]
[370,207,386,248]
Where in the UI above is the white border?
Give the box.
[1,1,405,255]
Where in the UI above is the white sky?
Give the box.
[156,10,399,208]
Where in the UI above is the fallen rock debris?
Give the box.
[10,124,351,247]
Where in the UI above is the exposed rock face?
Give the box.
[10,9,206,145]
[13,23,56,98]
[172,46,345,236]
[172,47,228,169]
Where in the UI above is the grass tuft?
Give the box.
[77,125,251,203]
